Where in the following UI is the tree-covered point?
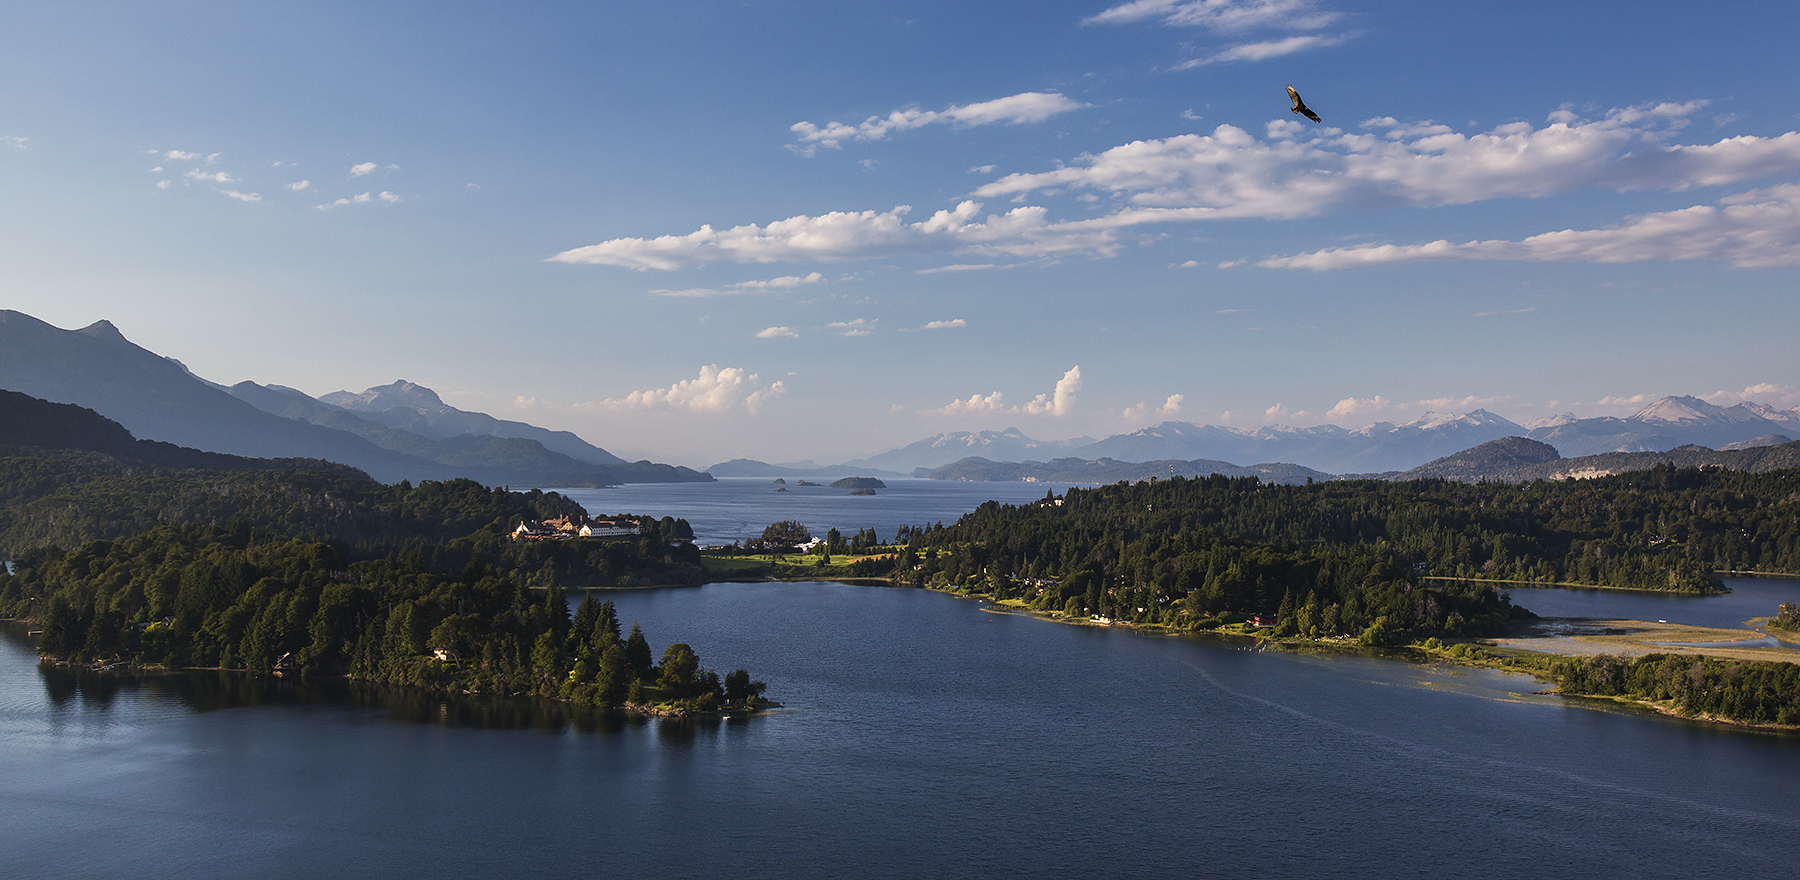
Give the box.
[1,523,761,711]
[883,466,1800,641]
[1552,653,1800,727]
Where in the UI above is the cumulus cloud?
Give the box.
[920,319,967,330]
[1021,366,1083,416]
[930,366,1083,418]
[1264,403,1311,422]
[184,170,239,184]
[165,150,200,161]
[756,326,799,339]
[287,180,311,191]
[2,136,27,150]
[350,162,378,176]
[599,365,785,414]
[221,190,261,202]
[790,91,1087,154]
[155,180,170,190]
[556,104,1800,271]
[1123,393,1185,422]
[378,191,400,203]
[1260,183,1800,270]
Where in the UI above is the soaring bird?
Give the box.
[1286,85,1322,123]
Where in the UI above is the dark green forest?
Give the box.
[1553,653,1800,726]
[889,465,1800,641]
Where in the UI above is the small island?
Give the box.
[830,476,886,489]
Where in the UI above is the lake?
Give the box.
[558,478,1085,546]
[5,579,1800,879]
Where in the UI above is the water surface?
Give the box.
[5,582,1800,879]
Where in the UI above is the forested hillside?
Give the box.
[895,464,1800,641]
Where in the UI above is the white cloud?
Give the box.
[920,319,967,330]
[1324,395,1392,422]
[732,271,824,290]
[165,150,200,161]
[1085,0,1341,32]
[598,365,785,414]
[651,271,826,298]
[287,180,311,191]
[1701,383,1800,408]
[1261,183,1800,270]
[827,318,876,337]
[1123,393,1185,422]
[221,190,261,202]
[915,263,1003,274]
[970,164,997,174]
[756,326,799,339]
[378,191,400,202]
[790,91,1087,154]
[1173,32,1347,67]
[318,193,372,208]
[155,180,170,190]
[184,170,239,184]
[1264,403,1311,422]
[930,366,1083,418]
[1021,366,1083,416]
[557,104,1800,270]
[2,136,27,150]
[350,162,378,176]
[932,392,1008,417]
[550,201,1129,270]
[974,103,1795,216]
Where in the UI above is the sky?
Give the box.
[3,1,1799,468]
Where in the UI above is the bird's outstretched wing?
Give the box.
[1286,85,1322,123]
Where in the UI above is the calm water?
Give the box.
[559,478,1081,546]
[1507,576,1800,629]
[5,582,1800,879]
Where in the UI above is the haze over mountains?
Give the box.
[0,310,706,487]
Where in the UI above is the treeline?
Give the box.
[878,465,1800,640]
[0,450,706,589]
[0,522,756,710]
[1552,653,1800,727]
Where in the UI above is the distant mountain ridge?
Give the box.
[838,427,1096,474]
[1393,437,1800,483]
[922,456,1333,485]
[0,309,705,487]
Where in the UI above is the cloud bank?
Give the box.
[552,104,1800,271]
[1259,183,1800,269]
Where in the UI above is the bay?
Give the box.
[5,581,1800,879]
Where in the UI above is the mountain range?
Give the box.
[0,310,706,487]
[822,397,1800,479]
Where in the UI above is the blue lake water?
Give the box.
[1505,576,1800,629]
[5,581,1800,879]
[558,478,1082,546]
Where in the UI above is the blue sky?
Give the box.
[4,1,1799,466]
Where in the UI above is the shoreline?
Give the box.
[916,583,1800,733]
